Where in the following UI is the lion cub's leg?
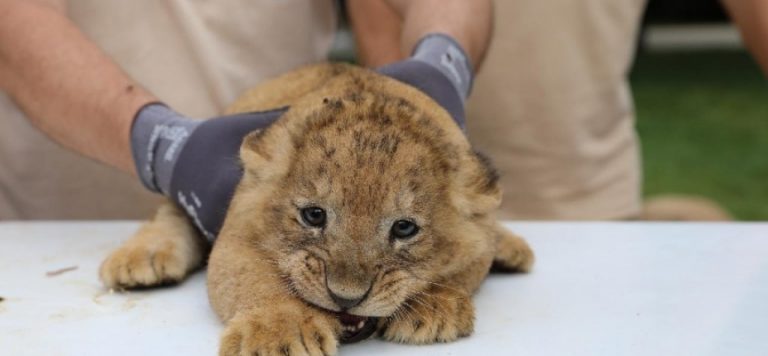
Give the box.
[218,298,340,356]
[100,202,206,289]
[380,283,475,344]
[492,224,535,273]
[380,225,534,344]
[208,239,341,356]
[380,228,496,344]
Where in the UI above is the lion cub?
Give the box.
[100,63,534,355]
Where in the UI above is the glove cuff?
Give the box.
[411,33,474,101]
[130,103,200,195]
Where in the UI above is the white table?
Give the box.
[1,222,766,355]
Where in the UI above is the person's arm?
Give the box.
[0,0,284,239]
[348,0,493,69]
[348,0,492,130]
[0,0,155,174]
[721,0,768,77]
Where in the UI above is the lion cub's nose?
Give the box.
[329,290,365,310]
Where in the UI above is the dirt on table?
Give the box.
[46,265,79,277]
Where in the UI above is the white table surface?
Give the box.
[1,221,766,356]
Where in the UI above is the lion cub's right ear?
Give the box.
[239,125,295,183]
[452,150,503,218]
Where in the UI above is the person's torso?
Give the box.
[466,0,647,219]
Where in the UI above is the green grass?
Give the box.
[630,49,768,220]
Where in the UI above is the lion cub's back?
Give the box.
[225,63,354,114]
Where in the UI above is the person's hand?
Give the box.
[130,104,287,240]
[376,33,474,131]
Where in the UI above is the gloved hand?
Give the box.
[130,104,287,240]
[377,33,474,130]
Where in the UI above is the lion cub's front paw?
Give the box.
[219,304,339,356]
[99,240,191,289]
[381,287,474,344]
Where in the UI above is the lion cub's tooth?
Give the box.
[357,320,364,329]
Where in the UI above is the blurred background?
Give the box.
[635,0,767,220]
[330,0,768,220]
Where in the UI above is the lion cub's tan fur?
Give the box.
[101,63,534,355]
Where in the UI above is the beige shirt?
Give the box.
[467,0,647,220]
[0,0,337,219]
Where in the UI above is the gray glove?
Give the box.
[378,33,473,130]
[130,105,286,240]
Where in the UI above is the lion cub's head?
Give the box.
[226,65,500,341]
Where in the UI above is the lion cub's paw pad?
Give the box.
[381,293,474,344]
[99,241,187,289]
[219,312,338,356]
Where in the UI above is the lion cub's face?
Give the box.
[236,86,498,340]
[270,104,459,314]
[277,128,450,315]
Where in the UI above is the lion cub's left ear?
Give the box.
[239,124,295,183]
[453,150,502,217]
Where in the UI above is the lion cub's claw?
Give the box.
[219,307,339,356]
[381,288,474,344]
[99,241,189,289]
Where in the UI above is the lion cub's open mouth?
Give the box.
[334,311,379,343]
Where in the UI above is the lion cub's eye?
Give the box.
[390,220,419,239]
[301,207,326,227]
